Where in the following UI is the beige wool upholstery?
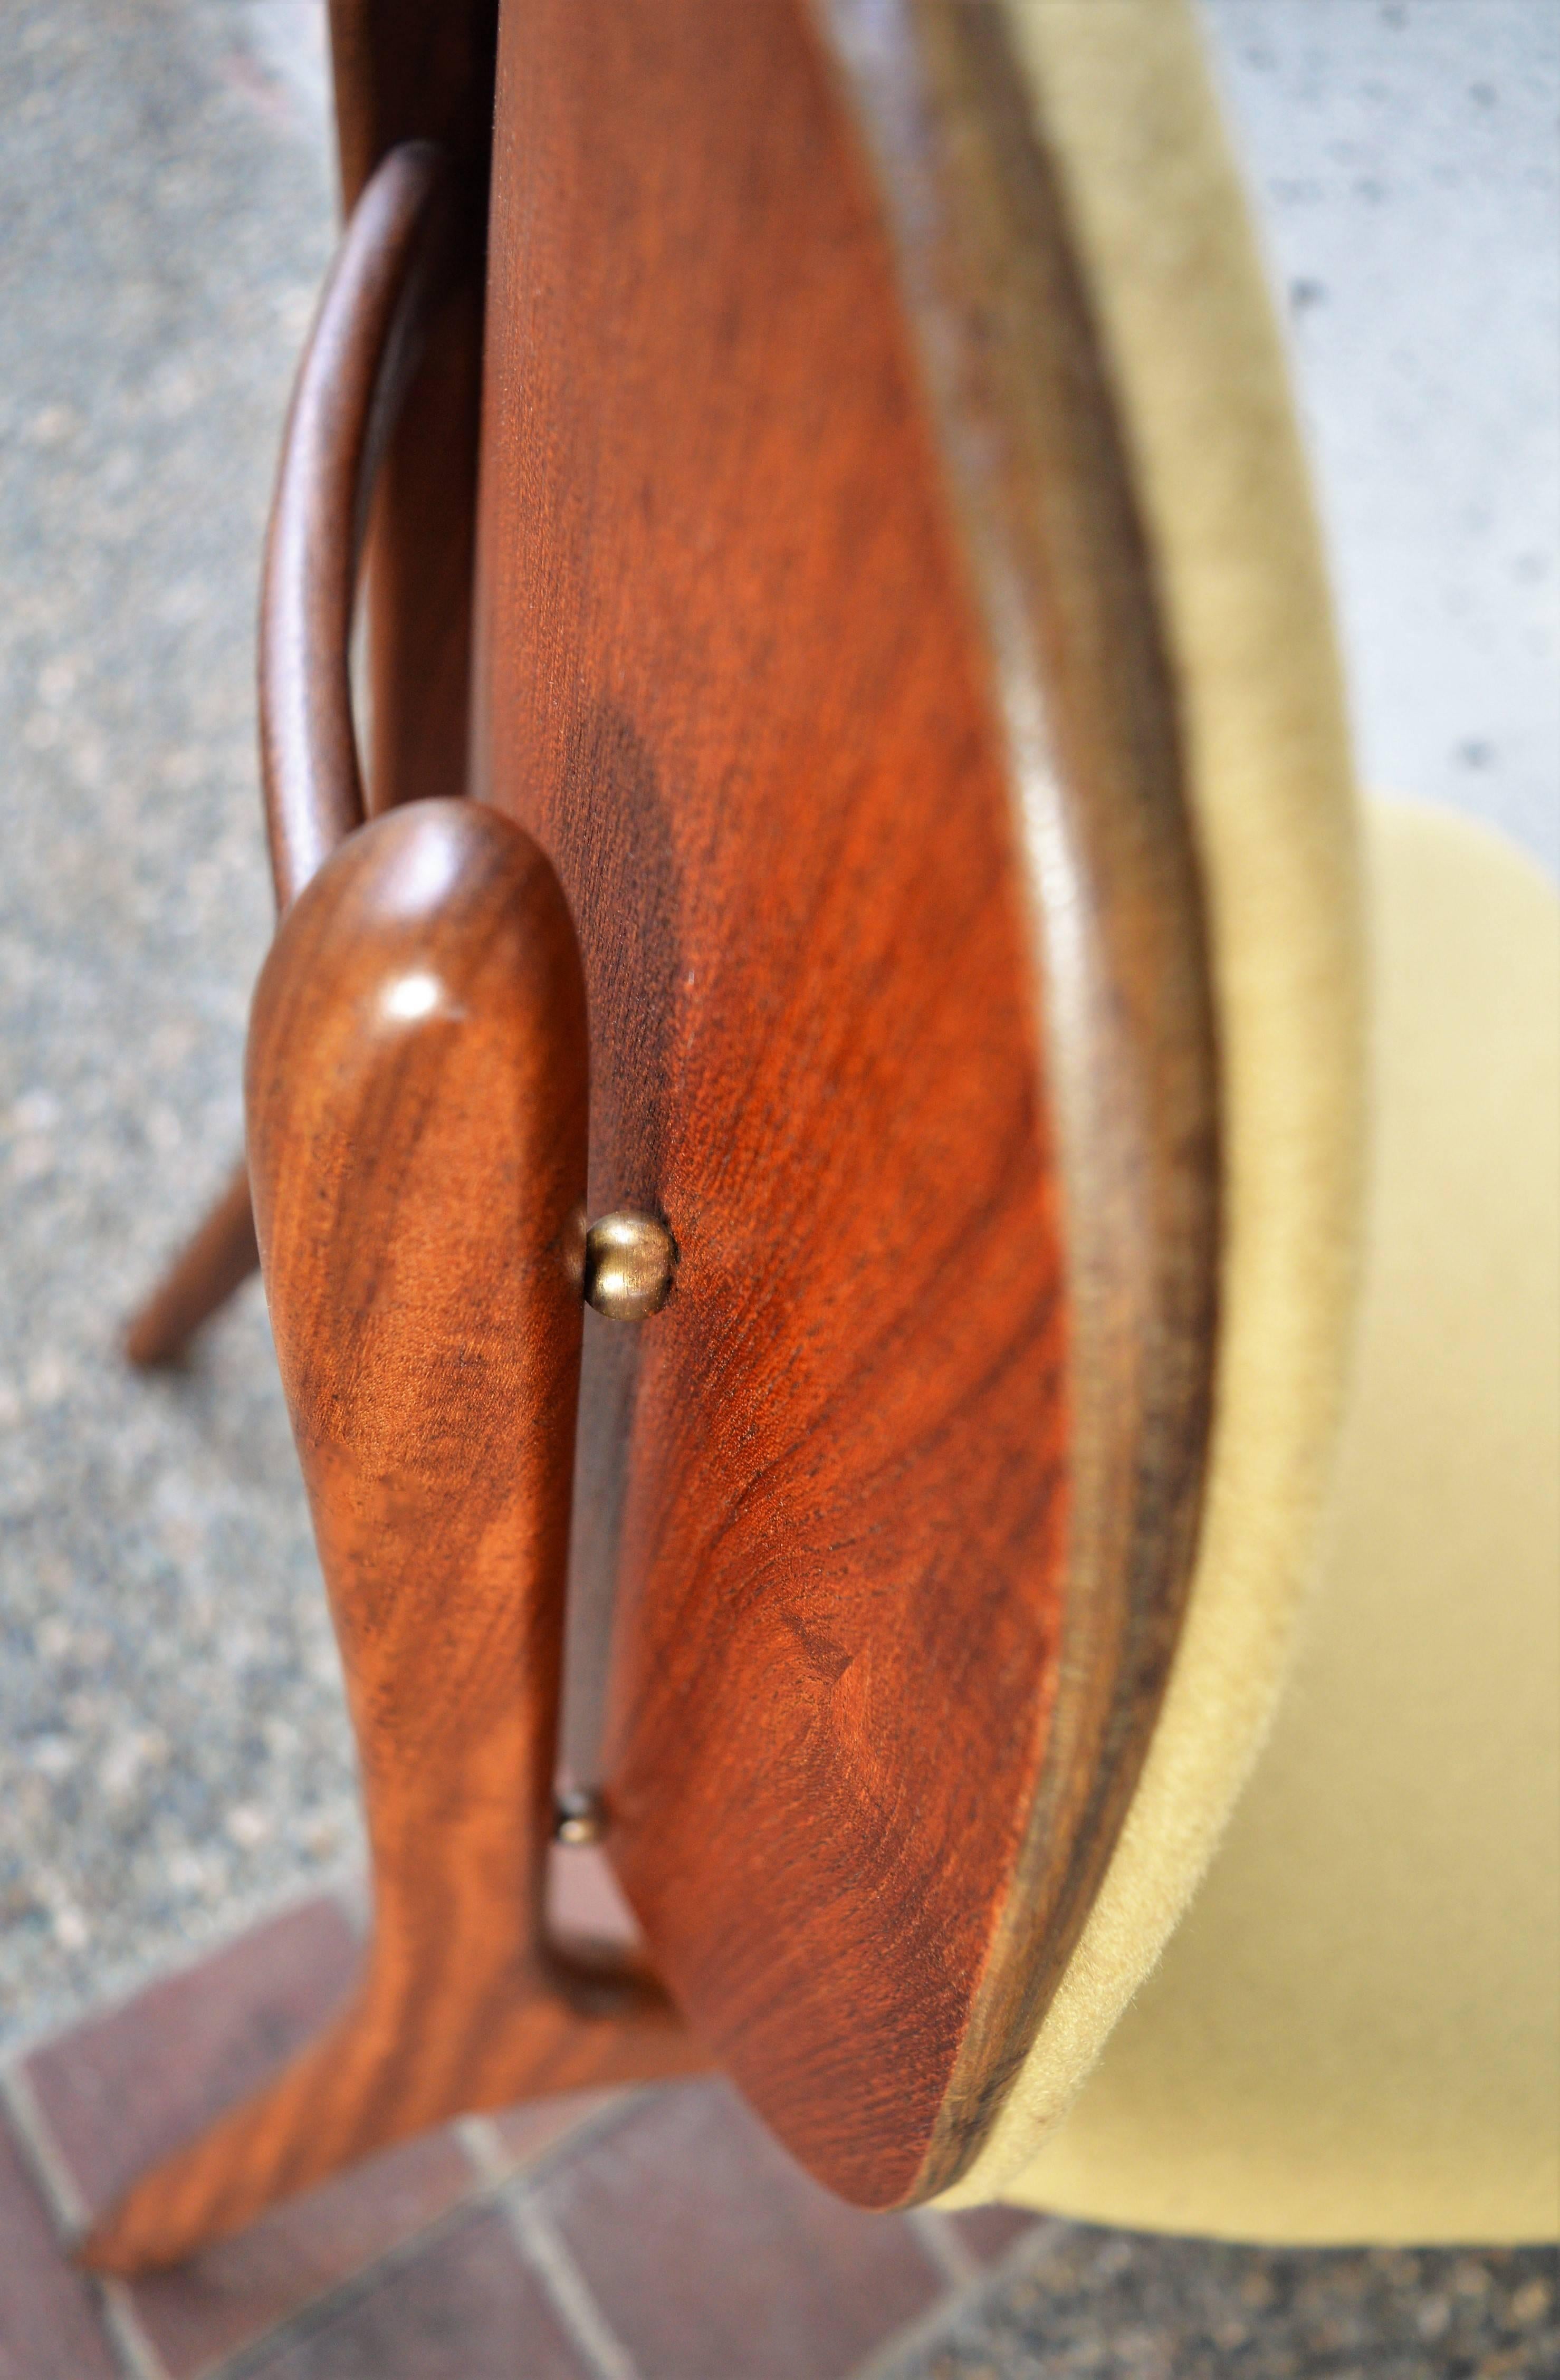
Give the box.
[1001,803,1560,2242]
[948,0,1370,2202]
[943,0,1559,2241]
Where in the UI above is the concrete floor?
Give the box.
[2,1,353,2048]
[0,2,1554,2372]
[1203,0,1558,877]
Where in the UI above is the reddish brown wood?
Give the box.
[126,0,500,1360]
[101,143,704,2269]
[119,0,1218,2249]
[260,140,453,909]
[475,0,1216,2210]
[123,135,462,1360]
[84,802,706,2276]
[328,0,498,215]
[125,135,460,1361]
[326,0,497,819]
[818,0,1224,2191]
[122,1163,259,1370]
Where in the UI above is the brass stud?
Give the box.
[554,1787,607,1847]
[582,1212,676,1321]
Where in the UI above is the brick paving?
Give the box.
[0,1893,1044,2378]
[5,1889,1554,2377]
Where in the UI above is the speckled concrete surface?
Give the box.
[1,0,1554,2370]
[1204,0,1559,877]
[887,2230,1557,2380]
[0,0,359,2049]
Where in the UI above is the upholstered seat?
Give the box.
[944,0,1558,2240]
[973,800,1559,2241]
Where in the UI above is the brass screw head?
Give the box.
[554,1787,607,1847]
[582,1212,676,1321]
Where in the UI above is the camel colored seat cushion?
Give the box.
[1002,802,1560,2244]
[946,0,1557,2240]
[949,0,1369,2201]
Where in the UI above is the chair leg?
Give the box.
[123,1162,260,1368]
[83,802,706,2274]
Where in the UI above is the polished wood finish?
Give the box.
[326,0,497,819]
[122,1162,258,1369]
[259,140,450,908]
[118,0,1218,2249]
[328,0,497,217]
[125,0,499,1361]
[104,146,704,2267]
[476,0,1216,2211]
[84,803,705,2276]
[125,139,458,1366]
[824,0,1221,2190]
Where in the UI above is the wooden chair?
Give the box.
[85,0,1557,2272]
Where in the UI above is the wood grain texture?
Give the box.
[119,0,1218,2243]
[260,139,452,909]
[103,141,704,2272]
[122,1159,258,1369]
[123,131,463,1362]
[327,0,497,819]
[125,0,500,1361]
[474,0,1216,2210]
[83,802,705,2276]
[819,0,1222,2190]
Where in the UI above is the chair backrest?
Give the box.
[468,0,1361,2211]
[93,4,1367,2271]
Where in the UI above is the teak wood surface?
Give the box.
[108,0,1219,2253]
[122,0,499,1363]
[478,0,1218,2210]
[86,805,706,2275]
[93,142,708,2273]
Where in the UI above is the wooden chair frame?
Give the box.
[90,0,1219,2271]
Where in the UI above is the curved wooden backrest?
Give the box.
[102,0,1221,2268]
[476,0,1217,2208]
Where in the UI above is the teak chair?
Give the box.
[84,0,1557,2274]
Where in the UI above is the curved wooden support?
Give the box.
[124,140,456,1366]
[83,800,705,2275]
[478,0,1216,2213]
[259,140,453,909]
[122,1163,258,1369]
[111,0,1223,2262]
